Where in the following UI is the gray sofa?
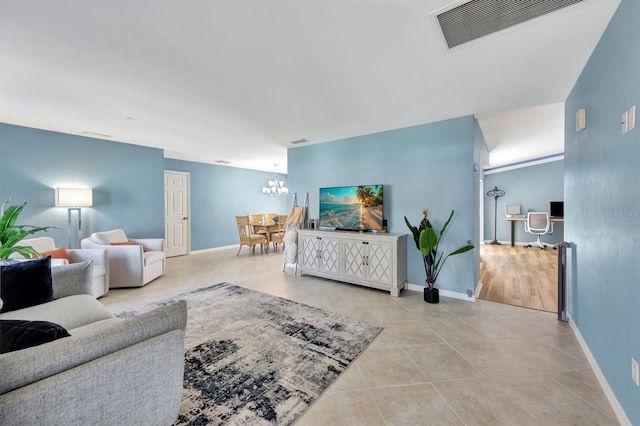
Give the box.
[0,266,187,425]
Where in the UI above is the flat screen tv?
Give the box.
[319,184,384,231]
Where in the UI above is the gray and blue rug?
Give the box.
[117,282,382,425]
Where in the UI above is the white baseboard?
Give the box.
[568,316,631,426]
[406,283,475,302]
[190,244,238,254]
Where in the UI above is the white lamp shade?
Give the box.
[55,188,93,207]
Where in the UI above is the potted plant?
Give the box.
[0,201,52,260]
[404,209,474,303]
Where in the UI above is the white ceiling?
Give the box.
[0,0,620,173]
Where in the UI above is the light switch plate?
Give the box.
[576,108,586,131]
[628,105,636,131]
[622,110,629,134]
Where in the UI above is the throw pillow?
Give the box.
[31,247,70,261]
[51,260,93,299]
[0,319,70,354]
[0,257,53,313]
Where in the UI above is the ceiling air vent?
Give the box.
[289,138,308,145]
[215,160,232,164]
[436,0,584,49]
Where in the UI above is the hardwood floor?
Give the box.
[479,243,558,313]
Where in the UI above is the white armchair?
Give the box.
[81,229,165,288]
[16,237,109,298]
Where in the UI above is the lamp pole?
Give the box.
[486,186,505,245]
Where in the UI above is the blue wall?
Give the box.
[0,123,287,253]
[0,123,165,245]
[484,160,564,245]
[288,116,478,295]
[164,159,288,250]
[565,0,639,422]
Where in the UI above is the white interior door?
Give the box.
[165,171,190,257]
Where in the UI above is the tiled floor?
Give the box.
[100,247,618,426]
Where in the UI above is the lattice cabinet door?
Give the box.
[300,234,320,271]
[366,241,393,285]
[343,239,366,280]
[319,236,340,276]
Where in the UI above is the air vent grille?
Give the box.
[437,0,584,49]
[289,138,308,145]
[215,160,232,164]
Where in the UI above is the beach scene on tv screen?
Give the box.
[319,185,383,230]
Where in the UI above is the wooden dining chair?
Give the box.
[248,213,267,238]
[236,216,267,255]
[269,220,286,252]
[264,212,277,221]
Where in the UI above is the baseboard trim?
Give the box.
[190,244,238,254]
[482,240,561,247]
[406,283,475,302]
[568,316,631,426]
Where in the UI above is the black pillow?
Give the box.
[0,319,70,353]
[0,257,54,313]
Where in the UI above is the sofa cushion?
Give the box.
[0,294,114,331]
[0,257,53,314]
[0,319,70,354]
[143,251,164,266]
[91,229,128,245]
[51,261,93,299]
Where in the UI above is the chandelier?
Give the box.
[262,164,289,197]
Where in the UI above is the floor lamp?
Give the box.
[55,188,93,248]
[486,186,505,245]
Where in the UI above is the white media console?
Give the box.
[296,229,408,297]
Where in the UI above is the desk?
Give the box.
[505,216,565,246]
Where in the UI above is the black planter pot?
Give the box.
[424,287,439,304]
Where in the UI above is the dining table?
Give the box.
[250,220,282,250]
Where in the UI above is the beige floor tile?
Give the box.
[356,348,427,388]
[97,247,617,425]
[327,364,368,393]
[434,374,618,426]
[404,342,484,382]
[371,383,464,425]
[379,321,443,346]
[550,369,617,418]
[366,304,412,324]
[297,389,385,426]
[450,338,587,376]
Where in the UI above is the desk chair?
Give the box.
[524,212,553,249]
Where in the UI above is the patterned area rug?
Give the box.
[117,282,382,425]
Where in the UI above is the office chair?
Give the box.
[524,212,553,249]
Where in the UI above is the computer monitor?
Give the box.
[550,201,564,218]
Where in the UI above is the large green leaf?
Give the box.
[419,227,438,255]
[404,216,420,250]
[0,201,53,259]
[449,245,475,256]
[439,209,455,237]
